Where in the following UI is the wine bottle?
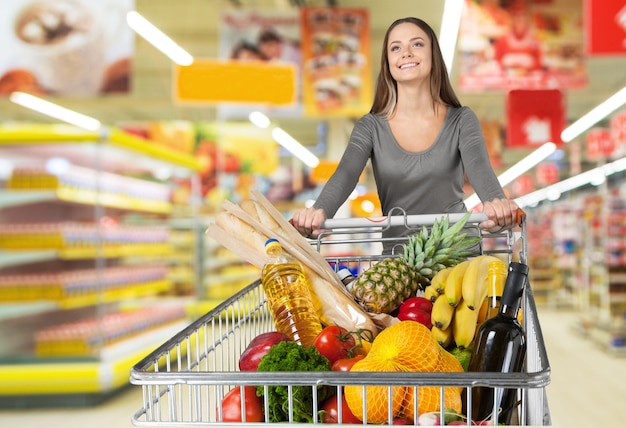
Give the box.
[467,261,529,425]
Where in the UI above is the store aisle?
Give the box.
[0,307,625,428]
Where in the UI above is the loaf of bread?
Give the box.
[206,192,377,336]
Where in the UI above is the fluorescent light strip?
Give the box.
[439,0,464,73]
[271,128,320,168]
[10,92,101,131]
[126,11,193,66]
[464,142,557,209]
[248,111,271,129]
[561,86,626,142]
[515,155,626,208]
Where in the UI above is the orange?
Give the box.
[344,321,464,423]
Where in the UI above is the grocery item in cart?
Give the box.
[205,191,378,336]
[484,259,508,320]
[344,321,464,423]
[468,261,529,425]
[261,238,323,347]
[131,211,551,426]
[350,212,480,314]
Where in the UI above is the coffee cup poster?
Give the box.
[457,0,587,91]
[0,0,135,97]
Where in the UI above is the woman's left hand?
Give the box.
[480,198,520,233]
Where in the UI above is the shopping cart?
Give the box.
[130,211,551,426]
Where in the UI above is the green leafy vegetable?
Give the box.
[256,340,333,423]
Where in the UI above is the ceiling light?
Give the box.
[271,127,319,168]
[10,92,101,131]
[464,142,557,209]
[248,111,271,128]
[515,154,626,208]
[126,11,193,66]
[439,0,464,73]
[561,86,626,142]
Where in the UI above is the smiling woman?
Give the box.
[291,16,519,252]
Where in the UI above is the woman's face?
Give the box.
[386,22,432,83]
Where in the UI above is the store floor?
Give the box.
[1,307,625,428]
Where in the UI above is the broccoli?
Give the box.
[256,340,333,423]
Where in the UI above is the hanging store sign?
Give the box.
[610,110,626,157]
[586,128,614,161]
[174,60,297,105]
[506,89,565,148]
[0,0,135,97]
[216,9,302,119]
[458,0,587,90]
[536,162,560,186]
[300,7,372,118]
[511,174,535,198]
[586,0,626,55]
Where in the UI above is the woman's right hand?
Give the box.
[291,207,327,238]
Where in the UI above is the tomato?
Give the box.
[313,325,356,364]
[331,355,365,372]
[320,394,362,424]
[219,385,264,422]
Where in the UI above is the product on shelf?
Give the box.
[34,303,186,357]
[0,221,170,250]
[0,265,170,304]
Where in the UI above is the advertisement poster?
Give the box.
[193,122,280,203]
[0,0,135,97]
[300,7,372,118]
[586,0,626,56]
[506,89,565,148]
[458,0,587,91]
[218,9,302,119]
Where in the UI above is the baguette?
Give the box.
[208,195,378,336]
[243,193,378,335]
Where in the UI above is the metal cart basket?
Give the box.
[131,212,551,426]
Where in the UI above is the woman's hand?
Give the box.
[480,198,520,233]
[291,207,327,238]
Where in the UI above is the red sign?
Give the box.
[586,0,626,55]
[511,174,535,197]
[536,162,560,186]
[586,128,614,160]
[506,89,565,148]
[610,111,626,156]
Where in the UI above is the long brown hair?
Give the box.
[370,17,461,116]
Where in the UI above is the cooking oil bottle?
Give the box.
[261,238,322,347]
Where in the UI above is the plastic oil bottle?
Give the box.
[261,238,322,347]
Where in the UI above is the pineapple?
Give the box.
[350,213,480,314]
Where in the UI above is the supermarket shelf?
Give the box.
[0,190,57,208]
[0,302,57,321]
[0,189,172,213]
[0,320,189,401]
[0,124,202,172]
[0,250,57,269]
[0,244,172,266]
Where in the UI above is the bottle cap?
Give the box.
[265,238,280,251]
[337,268,354,283]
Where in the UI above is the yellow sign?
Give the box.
[174,59,297,105]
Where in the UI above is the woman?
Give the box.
[292,17,519,243]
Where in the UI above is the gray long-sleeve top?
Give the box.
[314,106,505,244]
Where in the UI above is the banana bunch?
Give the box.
[427,255,506,350]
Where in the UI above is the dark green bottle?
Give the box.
[467,261,529,425]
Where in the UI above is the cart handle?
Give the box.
[319,208,526,230]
